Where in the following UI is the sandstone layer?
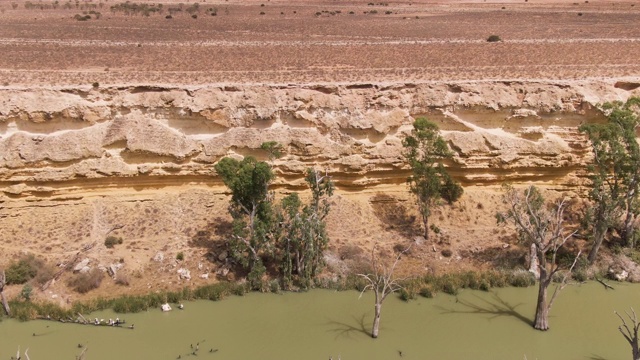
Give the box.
[1,80,638,198]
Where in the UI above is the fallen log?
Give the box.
[596,277,615,290]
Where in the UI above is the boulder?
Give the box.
[218,251,228,262]
[153,252,164,262]
[73,258,91,272]
[609,267,629,282]
[177,268,191,280]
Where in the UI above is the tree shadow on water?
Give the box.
[587,355,608,360]
[435,291,533,327]
[326,313,371,340]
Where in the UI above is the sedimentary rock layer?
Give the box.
[1,80,638,199]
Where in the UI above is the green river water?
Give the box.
[1,282,638,360]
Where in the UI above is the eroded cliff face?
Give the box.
[1,80,639,298]
[1,80,637,198]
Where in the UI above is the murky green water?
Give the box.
[1,282,638,360]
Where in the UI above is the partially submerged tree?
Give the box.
[403,118,463,240]
[497,185,580,331]
[358,245,408,338]
[214,156,275,288]
[616,308,640,360]
[580,97,640,263]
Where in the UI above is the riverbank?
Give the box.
[0,268,610,322]
[2,282,639,360]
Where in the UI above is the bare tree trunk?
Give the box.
[616,308,640,360]
[623,211,637,247]
[534,265,549,331]
[372,303,381,338]
[588,230,605,264]
[0,270,10,316]
[534,282,549,330]
[528,244,540,279]
[422,212,429,240]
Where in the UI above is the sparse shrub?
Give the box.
[68,268,104,293]
[21,284,33,301]
[92,82,99,88]
[191,14,197,18]
[419,286,435,298]
[165,14,172,19]
[487,35,502,42]
[176,252,184,261]
[339,244,363,260]
[269,279,281,293]
[73,14,91,21]
[115,273,130,286]
[572,269,588,282]
[33,261,56,287]
[5,255,42,285]
[259,11,265,15]
[441,281,458,295]
[104,236,123,248]
[508,270,535,287]
[441,249,453,257]
[399,288,416,301]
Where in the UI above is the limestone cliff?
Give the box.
[1,80,638,198]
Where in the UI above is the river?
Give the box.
[1,282,638,360]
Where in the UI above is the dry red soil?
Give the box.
[0,0,638,85]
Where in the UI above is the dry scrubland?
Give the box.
[0,0,640,304]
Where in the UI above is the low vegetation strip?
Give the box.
[1,270,542,322]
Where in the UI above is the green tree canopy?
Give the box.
[580,97,640,263]
[214,156,275,288]
[403,118,463,240]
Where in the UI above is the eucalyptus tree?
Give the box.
[403,118,463,240]
[580,97,640,263]
[278,169,334,289]
[214,156,275,288]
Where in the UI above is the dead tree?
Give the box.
[358,245,408,338]
[14,347,30,360]
[616,308,640,360]
[497,185,580,331]
[0,269,10,316]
